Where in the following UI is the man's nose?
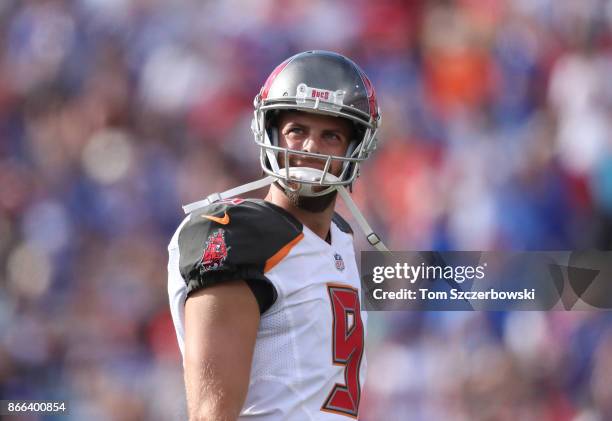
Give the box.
[301,134,321,154]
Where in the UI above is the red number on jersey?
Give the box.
[322,284,364,418]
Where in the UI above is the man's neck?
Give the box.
[265,184,335,241]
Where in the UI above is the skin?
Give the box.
[184,281,260,421]
[184,111,352,420]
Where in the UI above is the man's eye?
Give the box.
[288,127,304,134]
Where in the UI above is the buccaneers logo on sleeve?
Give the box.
[199,229,230,272]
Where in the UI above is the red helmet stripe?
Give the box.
[358,69,378,120]
[261,58,292,100]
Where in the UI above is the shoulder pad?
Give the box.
[177,199,303,294]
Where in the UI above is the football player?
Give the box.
[168,50,387,420]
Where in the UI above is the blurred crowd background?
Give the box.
[1,0,612,419]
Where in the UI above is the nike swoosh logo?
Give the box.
[201,211,230,225]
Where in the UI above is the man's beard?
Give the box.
[278,154,340,212]
[284,185,337,213]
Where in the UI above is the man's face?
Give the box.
[277,111,353,177]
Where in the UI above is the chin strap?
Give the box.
[336,186,389,251]
[182,176,389,251]
[182,176,276,214]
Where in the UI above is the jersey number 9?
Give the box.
[322,284,364,418]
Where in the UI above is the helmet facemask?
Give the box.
[251,94,379,198]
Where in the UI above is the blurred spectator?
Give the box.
[1,0,612,419]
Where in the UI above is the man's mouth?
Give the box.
[288,158,327,171]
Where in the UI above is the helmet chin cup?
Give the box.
[275,167,339,197]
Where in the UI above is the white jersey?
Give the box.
[168,199,366,420]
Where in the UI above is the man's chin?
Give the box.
[285,180,332,195]
[284,185,337,213]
